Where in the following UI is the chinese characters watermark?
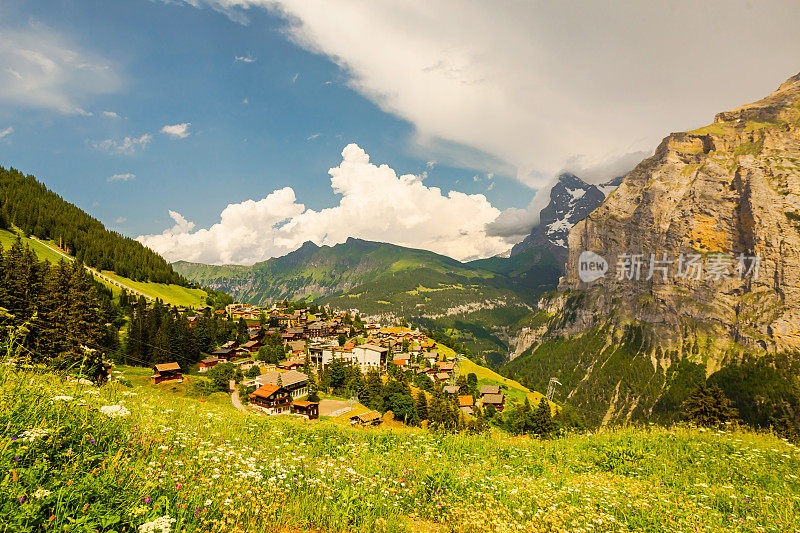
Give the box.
[579,251,760,283]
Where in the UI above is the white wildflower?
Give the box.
[19,428,51,442]
[51,396,73,402]
[204,499,212,506]
[100,404,131,418]
[138,515,176,533]
[33,488,51,498]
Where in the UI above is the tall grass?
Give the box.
[1,365,799,532]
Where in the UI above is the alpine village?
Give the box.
[2,4,800,532]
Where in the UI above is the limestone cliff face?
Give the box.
[563,72,800,352]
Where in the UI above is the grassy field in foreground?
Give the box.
[0,227,207,307]
[2,365,799,533]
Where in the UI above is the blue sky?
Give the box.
[0,0,527,251]
[1,1,798,263]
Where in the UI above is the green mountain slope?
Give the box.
[0,227,207,307]
[0,165,188,285]
[174,238,565,360]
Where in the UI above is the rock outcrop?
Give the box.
[562,72,800,352]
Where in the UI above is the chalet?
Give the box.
[434,372,450,382]
[391,358,409,369]
[255,370,309,399]
[443,385,460,395]
[221,341,237,350]
[436,361,455,372]
[350,410,382,426]
[248,384,291,415]
[279,358,304,371]
[291,400,319,420]
[150,362,182,384]
[198,356,218,372]
[287,340,307,354]
[480,385,501,396]
[306,321,333,339]
[211,348,233,362]
[481,393,505,411]
[458,395,474,415]
[282,328,305,341]
[240,340,262,353]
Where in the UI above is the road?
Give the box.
[29,236,154,301]
[231,389,246,412]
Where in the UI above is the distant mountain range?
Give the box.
[510,173,622,259]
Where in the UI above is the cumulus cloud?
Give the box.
[0,126,13,140]
[0,25,120,114]
[137,143,510,264]
[176,0,800,188]
[102,110,120,119]
[160,123,191,139]
[107,173,135,182]
[94,134,152,155]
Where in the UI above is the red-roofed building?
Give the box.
[248,384,291,415]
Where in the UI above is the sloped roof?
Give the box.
[480,385,501,395]
[249,384,283,399]
[358,344,388,353]
[482,393,504,405]
[154,362,180,372]
[458,395,474,407]
[443,386,459,394]
[257,370,308,388]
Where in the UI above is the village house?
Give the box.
[351,344,389,373]
[458,395,474,415]
[434,372,451,383]
[291,400,319,420]
[255,370,309,399]
[231,358,256,371]
[150,362,182,384]
[443,385,460,395]
[279,358,304,371]
[210,348,234,362]
[240,339,262,353]
[198,356,218,373]
[248,384,291,415]
[480,385,501,396]
[481,393,505,411]
[350,410,382,426]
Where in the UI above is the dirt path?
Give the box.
[231,389,246,412]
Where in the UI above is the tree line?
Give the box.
[0,237,121,380]
[0,165,187,285]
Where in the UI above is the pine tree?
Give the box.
[416,390,428,420]
[682,383,739,427]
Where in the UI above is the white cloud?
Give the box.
[180,0,800,188]
[234,55,256,63]
[425,160,436,169]
[306,132,320,140]
[160,122,191,139]
[94,134,152,155]
[137,143,510,264]
[291,73,298,83]
[0,25,120,114]
[107,173,136,182]
[102,110,120,119]
[242,97,248,104]
[0,126,13,140]
[115,217,127,223]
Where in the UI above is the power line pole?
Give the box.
[546,377,561,402]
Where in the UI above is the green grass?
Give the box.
[453,349,545,405]
[2,364,799,532]
[0,227,207,307]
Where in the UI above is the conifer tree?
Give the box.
[416,390,428,420]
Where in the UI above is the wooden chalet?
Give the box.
[350,410,382,426]
[434,372,451,382]
[480,385,501,396]
[210,348,234,362]
[442,385,460,395]
[240,340,262,353]
[291,400,319,420]
[481,393,505,411]
[458,395,474,415]
[198,356,219,372]
[151,362,182,384]
[248,384,291,415]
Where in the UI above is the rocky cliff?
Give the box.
[563,72,800,352]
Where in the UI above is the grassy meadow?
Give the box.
[0,227,207,307]
[2,365,800,533]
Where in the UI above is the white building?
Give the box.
[351,344,389,373]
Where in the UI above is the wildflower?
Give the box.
[138,515,176,533]
[51,395,73,402]
[204,499,212,506]
[33,489,51,499]
[19,428,51,442]
[100,405,131,418]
